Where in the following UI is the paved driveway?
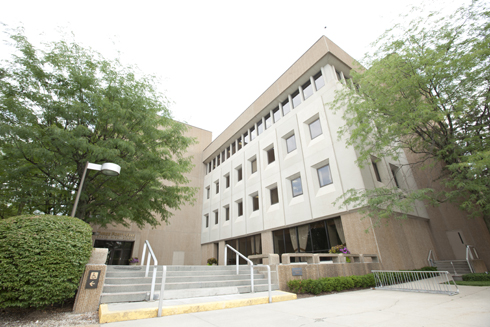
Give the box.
[102,286,490,327]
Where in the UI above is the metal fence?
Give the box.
[372,270,459,296]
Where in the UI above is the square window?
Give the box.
[252,195,259,211]
[206,186,210,199]
[225,174,230,188]
[237,167,243,182]
[282,99,291,116]
[251,159,257,174]
[237,201,243,216]
[257,120,263,135]
[372,159,381,182]
[273,107,281,123]
[205,214,209,228]
[225,206,230,221]
[267,148,275,164]
[317,164,333,187]
[292,90,301,108]
[291,177,303,197]
[215,181,219,194]
[286,134,297,153]
[214,211,218,225]
[303,80,313,99]
[265,113,272,129]
[314,71,325,90]
[270,187,279,205]
[309,119,322,139]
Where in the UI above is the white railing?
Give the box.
[141,240,158,301]
[157,266,167,317]
[224,245,272,303]
[373,270,459,296]
[466,245,479,273]
[428,250,436,267]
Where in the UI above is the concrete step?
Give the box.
[105,273,266,284]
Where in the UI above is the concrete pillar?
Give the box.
[261,230,274,254]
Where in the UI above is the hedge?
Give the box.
[462,273,490,282]
[287,274,375,295]
[0,215,93,308]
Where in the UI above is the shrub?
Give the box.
[462,273,490,282]
[0,215,93,308]
[288,273,375,295]
[207,258,218,265]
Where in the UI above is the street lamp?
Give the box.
[70,162,121,217]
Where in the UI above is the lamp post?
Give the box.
[70,162,121,217]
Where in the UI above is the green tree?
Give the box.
[0,31,196,227]
[332,1,490,230]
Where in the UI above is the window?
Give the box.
[225,206,230,221]
[391,165,400,188]
[302,80,313,99]
[372,159,381,182]
[291,177,303,197]
[317,164,333,187]
[217,154,220,167]
[314,71,325,90]
[257,120,263,135]
[265,113,272,129]
[273,107,281,123]
[214,211,219,225]
[232,142,236,155]
[215,181,219,194]
[237,136,242,150]
[282,99,291,116]
[309,119,322,139]
[206,186,210,199]
[292,90,301,108]
[208,162,211,173]
[252,195,259,211]
[267,148,275,164]
[212,158,216,170]
[251,159,257,174]
[243,132,249,146]
[335,70,342,82]
[270,187,279,205]
[250,126,256,140]
[237,201,243,217]
[222,150,226,162]
[286,134,296,153]
[237,167,243,182]
[226,146,231,158]
[205,214,209,228]
[225,174,230,188]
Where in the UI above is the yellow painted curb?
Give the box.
[99,292,297,324]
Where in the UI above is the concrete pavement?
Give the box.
[98,286,490,326]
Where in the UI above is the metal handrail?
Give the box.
[157,266,167,317]
[427,250,436,267]
[224,244,254,292]
[466,245,478,273]
[141,240,158,301]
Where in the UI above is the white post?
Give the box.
[157,266,167,317]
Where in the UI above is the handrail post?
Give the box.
[157,266,167,317]
[141,243,147,266]
[250,264,254,293]
[236,253,239,275]
[224,247,227,266]
[150,266,157,301]
[146,254,151,277]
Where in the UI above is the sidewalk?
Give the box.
[95,285,490,326]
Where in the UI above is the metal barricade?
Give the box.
[372,270,459,296]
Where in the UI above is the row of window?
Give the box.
[205,70,326,174]
[204,164,333,228]
[371,157,402,188]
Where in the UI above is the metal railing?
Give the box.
[466,245,479,273]
[373,270,459,296]
[141,240,158,301]
[157,266,167,317]
[427,250,436,267]
[224,244,272,303]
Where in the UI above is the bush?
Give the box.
[462,273,490,282]
[287,273,375,295]
[0,215,93,308]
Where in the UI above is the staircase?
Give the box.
[101,265,278,304]
[434,260,472,276]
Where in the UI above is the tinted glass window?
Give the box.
[303,80,313,99]
[273,107,281,123]
[317,164,333,187]
[286,135,296,153]
[292,90,301,108]
[309,119,322,139]
[265,113,272,129]
[314,72,325,90]
[270,187,279,205]
[282,99,290,116]
[291,177,303,197]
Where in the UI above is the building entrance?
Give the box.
[94,240,134,265]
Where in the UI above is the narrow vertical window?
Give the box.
[286,134,296,153]
[273,107,281,123]
[243,132,249,146]
[317,164,333,187]
[206,187,210,199]
[372,159,381,182]
[231,142,236,155]
[292,90,301,108]
[237,201,243,216]
[225,174,230,188]
[270,187,279,205]
[265,113,272,129]
[302,80,313,99]
[237,136,242,151]
[222,150,226,162]
[291,177,303,197]
[391,165,400,188]
[237,167,243,182]
[205,214,209,228]
[225,206,230,221]
[309,119,322,139]
[215,181,219,194]
[251,159,257,174]
[250,126,256,140]
[267,148,275,164]
[282,99,291,116]
[252,195,259,211]
[214,211,219,225]
[257,120,263,135]
[217,154,220,167]
[314,71,325,90]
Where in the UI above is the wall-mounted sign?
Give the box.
[85,270,101,289]
[292,268,303,276]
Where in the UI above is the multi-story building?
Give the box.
[93,36,490,272]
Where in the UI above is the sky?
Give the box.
[0,0,472,140]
